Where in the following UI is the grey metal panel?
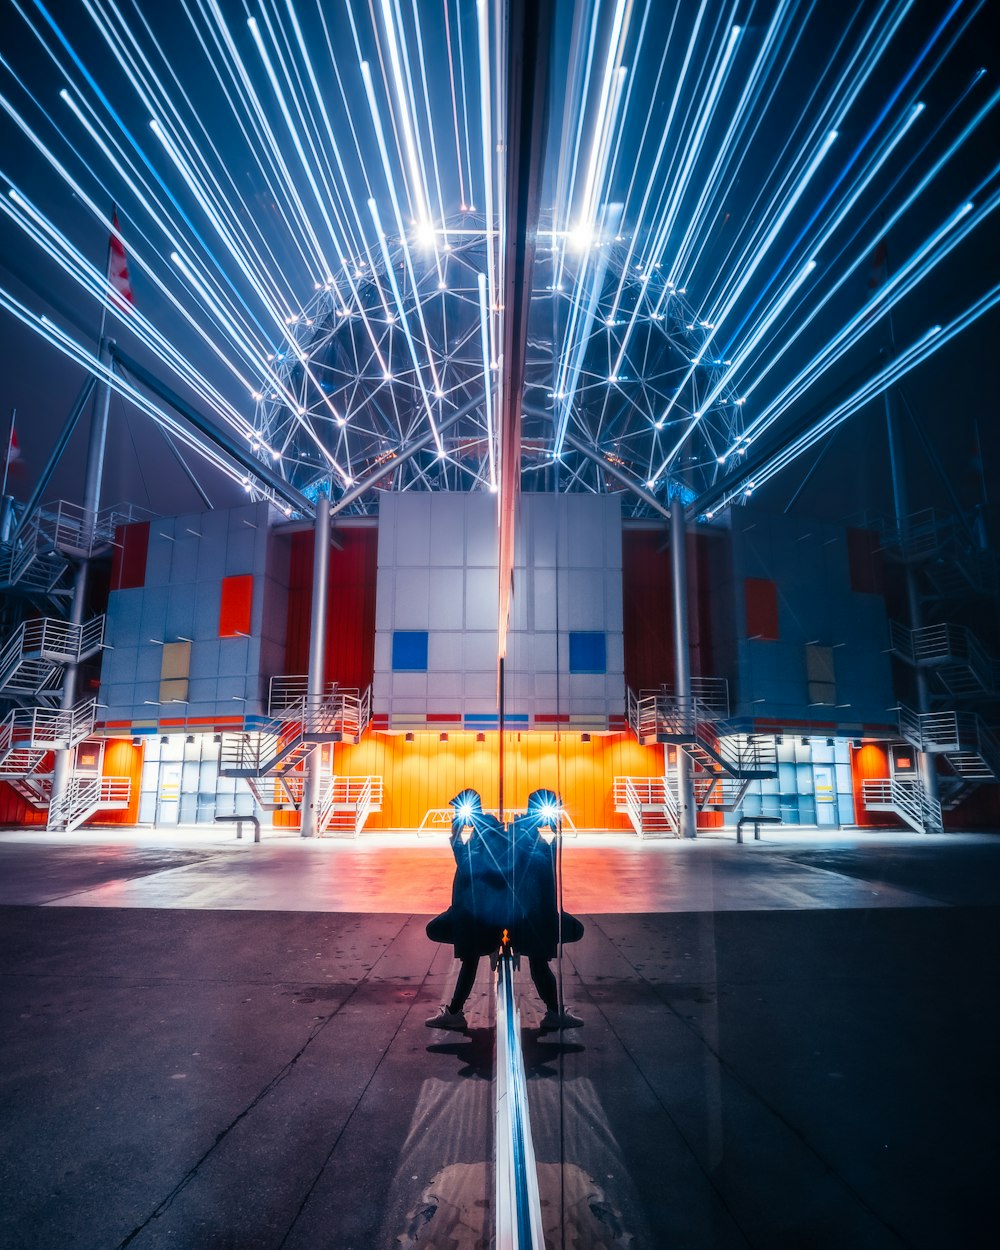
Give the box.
[429,495,466,566]
[135,646,163,683]
[390,672,429,700]
[131,681,161,709]
[461,672,496,700]
[194,581,222,637]
[464,494,499,567]
[394,566,431,628]
[423,671,465,699]
[139,588,169,639]
[189,640,221,679]
[144,527,175,588]
[165,590,196,641]
[196,531,227,581]
[460,631,498,671]
[187,678,218,706]
[464,568,497,630]
[216,676,249,704]
[394,498,431,568]
[103,645,137,685]
[218,637,250,677]
[428,569,464,628]
[224,529,256,575]
[107,587,143,641]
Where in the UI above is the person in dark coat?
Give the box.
[425,788,584,1031]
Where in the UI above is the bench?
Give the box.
[736,815,782,844]
[215,814,261,843]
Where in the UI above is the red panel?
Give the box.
[284,528,377,689]
[622,530,673,691]
[0,782,47,826]
[744,578,779,641]
[622,530,721,691]
[219,574,253,637]
[111,521,149,590]
[847,527,885,594]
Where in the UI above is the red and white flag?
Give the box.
[7,427,20,465]
[109,210,135,310]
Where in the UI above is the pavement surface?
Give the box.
[1,826,998,1248]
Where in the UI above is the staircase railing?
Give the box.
[613,776,678,837]
[47,775,131,833]
[862,777,943,833]
[0,699,97,763]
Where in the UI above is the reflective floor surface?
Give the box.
[1,827,998,1248]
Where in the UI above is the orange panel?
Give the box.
[333,731,664,830]
[92,738,143,826]
[850,742,894,828]
[219,574,253,637]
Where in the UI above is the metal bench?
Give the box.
[736,814,782,844]
[215,814,261,843]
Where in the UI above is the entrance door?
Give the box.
[158,762,182,825]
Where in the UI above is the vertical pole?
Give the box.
[300,495,330,838]
[670,493,696,839]
[50,340,114,820]
[885,390,939,819]
[498,658,505,821]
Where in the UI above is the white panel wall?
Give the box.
[373,492,624,729]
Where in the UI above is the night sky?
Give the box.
[0,0,997,536]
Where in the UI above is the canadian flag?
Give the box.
[7,427,20,464]
[109,210,135,310]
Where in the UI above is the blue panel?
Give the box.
[569,631,606,673]
[392,631,428,671]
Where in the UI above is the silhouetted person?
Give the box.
[425,788,583,1031]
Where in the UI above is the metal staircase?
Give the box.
[613,776,678,837]
[896,703,1000,816]
[0,616,105,696]
[219,685,372,779]
[1,499,152,595]
[0,700,97,777]
[627,684,778,809]
[889,621,1000,700]
[245,772,383,836]
[46,775,131,833]
[861,777,943,834]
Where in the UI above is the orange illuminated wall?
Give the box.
[90,739,143,826]
[329,731,664,831]
[850,742,895,828]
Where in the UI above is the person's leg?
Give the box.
[528,956,558,1011]
[531,955,584,1029]
[448,957,480,1013]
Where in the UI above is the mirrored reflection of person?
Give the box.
[425,788,583,1032]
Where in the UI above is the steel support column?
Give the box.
[885,389,940,820]
[671,494,697,839]
[51,340,113,821]
[300,494,330,838]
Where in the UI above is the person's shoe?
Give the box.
[539,1008,584,1031]
[425,1006,467,1030]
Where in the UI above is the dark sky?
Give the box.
[0,0,998,533]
